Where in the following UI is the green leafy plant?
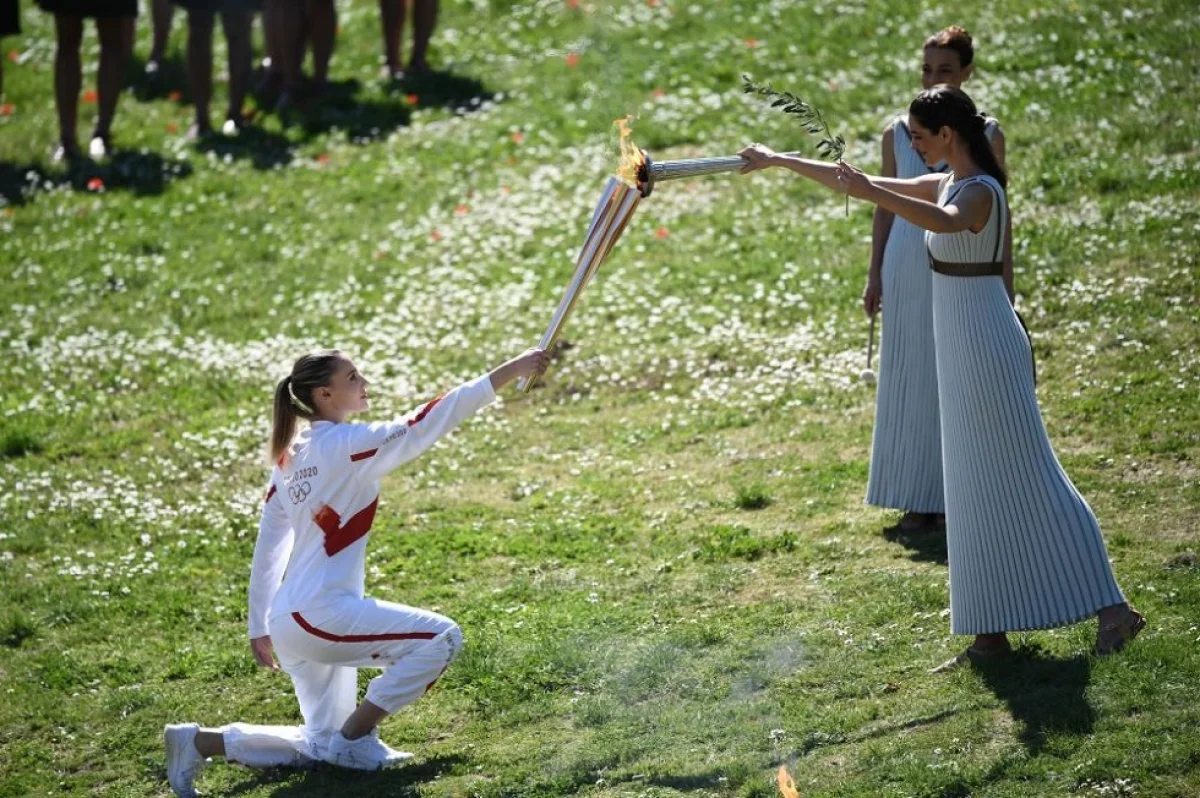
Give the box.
[743,74,848,214]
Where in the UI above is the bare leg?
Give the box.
[379,0,403,77]
[185,10,216,136]
[148,0,174,68]
[307,0,335,92]
[259,1,282,88]
[52,14,84,158]
[971,632,1011,654]
[269,0,305,108]
[221,10,253,126]
[340,700,388,741]
[408,0,437,73]
[194,729,227,758]
[94,15,134,147]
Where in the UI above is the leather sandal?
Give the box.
[1095,608,1146,656]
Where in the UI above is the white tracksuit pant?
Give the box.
[221,597,461,768]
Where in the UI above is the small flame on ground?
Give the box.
[777,765,800,798]
[614,115,645,187]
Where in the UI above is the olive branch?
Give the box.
[743,74,849,214]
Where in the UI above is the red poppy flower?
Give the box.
[0,104,13,116]
[82,89,98,104]
[405,94,419,106]
[316,153,330,164]
[430,230,442,242]
[565,53,580,68]
[655,227,669,239]
[6,50,18,63]
[169,90,182,102]
[87,177,105,192]
[454,204,470,216]
[510,131,525,144]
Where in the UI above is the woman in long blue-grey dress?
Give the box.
[864,25,1009,532]
[737,85,1145,670]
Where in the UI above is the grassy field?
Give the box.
[2,0,1198,796]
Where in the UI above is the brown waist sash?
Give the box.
[929,258,1004,277]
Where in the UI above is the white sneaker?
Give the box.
[88,135,109,159]
[324,730,412,771]
[164,723,207,797]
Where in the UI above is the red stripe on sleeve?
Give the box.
[291,612,438,643]
[264,485,277,503]
[313,497,380,556]
[408,394,446,427]
[349,448,378,462]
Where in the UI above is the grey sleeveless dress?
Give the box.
[865,117,997,515]
[928,174,1125,634]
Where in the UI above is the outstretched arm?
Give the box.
[347,349,550,482]
[836,162,992,235]
[739,144,943,203]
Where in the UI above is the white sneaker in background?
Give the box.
[88,136,109,159]
[324,730,412,771]
[164,723,207,798]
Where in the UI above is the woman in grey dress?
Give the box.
[864,25,1009,532]
[738,85,1145,670]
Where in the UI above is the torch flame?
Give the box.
[777,765,801,798]
[614,115,645,188]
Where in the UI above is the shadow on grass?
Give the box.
[127,53,191,103]
[0,151,194,206]
[195,125,296,170]
[222,753,466,797]
[381,68,495,112]
[881,521,948,565]
[291,77,413,142]
[975,643,1094,755]
[189,68,491,169]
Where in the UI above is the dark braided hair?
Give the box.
[909,85,1006,189]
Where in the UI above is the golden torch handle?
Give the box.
[519,178,641,392]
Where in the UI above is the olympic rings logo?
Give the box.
[289,482,311,505]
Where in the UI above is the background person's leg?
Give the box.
[147,0,174,71]
[52,14,84,158]
[94,14,134,152]
[307,0,335,91]
[408,0,436,73]
[378,0,403,78]
[220,9,252,128]
[184,9,216,136]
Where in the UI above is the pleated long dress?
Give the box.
[865,117,996,514]
[928,174,1126,635]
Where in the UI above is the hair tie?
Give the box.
[287,378,314,415]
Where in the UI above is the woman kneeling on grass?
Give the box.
[164,346,549,797]
[738,85,1145,673]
